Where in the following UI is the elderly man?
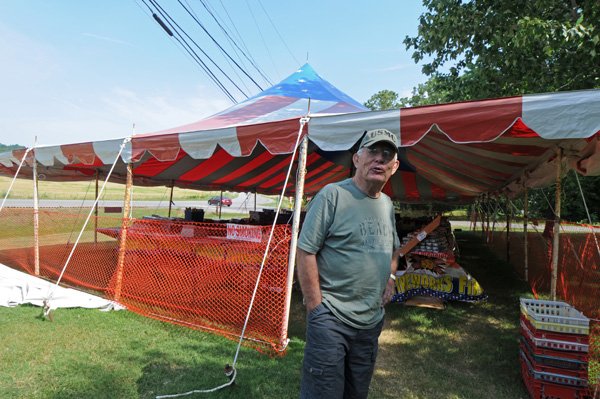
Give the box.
[297,128,401,399]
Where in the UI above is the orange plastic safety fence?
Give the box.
[0,208,292,353]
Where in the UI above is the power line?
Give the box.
[151,0,248,98]
[175,0,265,92]
[244,0,279,78]
[256,0,300,66]
[182,0,253,95]
[199,0,273,87]
[139,0,242,102]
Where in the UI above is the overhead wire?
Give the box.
[175,0,265,92]
[136,0,238,103]
[201,0,273,87]
[145,0,246,101]
[256,0,300,66]
[244,0,279,77]
[182,0,253,95]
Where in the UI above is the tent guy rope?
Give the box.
[43,136,131,317]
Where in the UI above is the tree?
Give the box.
[364,89,402,111]
[391,0,600,221]
[403,0,600,104]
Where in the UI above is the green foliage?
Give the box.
[364,89,402,110]
[0,143,24,153]
[403,0,600,103]
[528,172,600,222]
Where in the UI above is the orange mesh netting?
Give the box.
[0,207,292,353]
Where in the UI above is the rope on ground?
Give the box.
[154,116,310,398]
[0,147,31,214]
[43,137,131,317]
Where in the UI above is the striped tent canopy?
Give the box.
[1,64,599,203]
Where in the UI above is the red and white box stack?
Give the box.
[519,298,592,399]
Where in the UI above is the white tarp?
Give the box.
[0,263,124,311]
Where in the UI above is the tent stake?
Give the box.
[32,140,40,276]
[281,123,309,347]
[114,162,133,302]
[523,189,529,282]
[551,148,563,301]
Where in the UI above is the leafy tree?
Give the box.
[403,0,600,103]
[386,0,600,221]
[364,89,402,110]
[528,172,600,223]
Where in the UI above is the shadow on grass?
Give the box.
[371,231,532,399]
[133,313,305,398]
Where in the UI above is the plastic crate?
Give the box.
[521,316,590,346]
[520,299,590,335]
[520,341,588,380]
[520,350,588,388]
[521,356,593,399]
[520,319,590,354]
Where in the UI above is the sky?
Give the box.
[0,1,428,147]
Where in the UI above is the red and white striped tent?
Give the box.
[1,64,599,203]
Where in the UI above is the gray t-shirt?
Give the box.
[298,178,399,329]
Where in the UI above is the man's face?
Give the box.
[353,142,400,186]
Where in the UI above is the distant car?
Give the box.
[208,196,232,207]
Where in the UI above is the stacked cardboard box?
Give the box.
[519,298,592,399]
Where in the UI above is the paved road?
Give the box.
[1,193,275,214]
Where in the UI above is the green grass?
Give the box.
[1,232,537,398]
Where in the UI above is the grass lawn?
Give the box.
[1,232,535,398]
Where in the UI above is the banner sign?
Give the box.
[226,223,263,243]
[391,271,487,303]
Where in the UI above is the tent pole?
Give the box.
[485,197,491,241]
[94,169,99,243]
[471,198,479,231]
[32,141,40,276]
[506,197,511,263]
[523,189,529,282]
[490,197,499,243]
[281,121,309,347]
[481,195,487,238]
[551,148,563,301]
[219,190,223,219]
[114,162,133,302]
[254,191,257,211]
[168,181,174,218]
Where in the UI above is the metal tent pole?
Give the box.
[551,148,563,301]
[219,190,223,219]
[281,121,309,347]
[168,181,174,218]
[32,141,40,276]
[523,189,529,282]
[114,162,133,302]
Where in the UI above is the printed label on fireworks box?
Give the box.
[226,223,263,243]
